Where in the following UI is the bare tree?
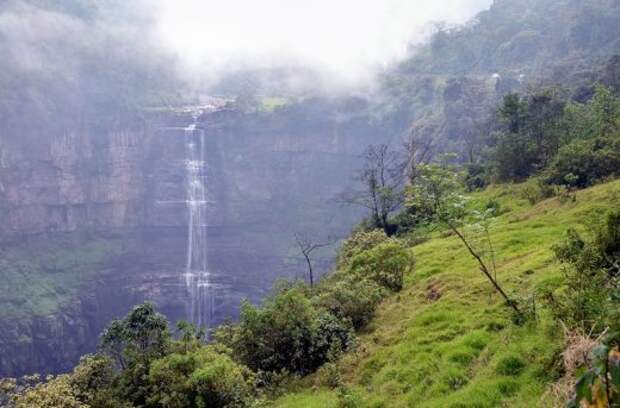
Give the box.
[339,144,404,235]
[294,233,332,289]
[400,130,434,184]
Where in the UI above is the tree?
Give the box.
[499,93,528,134]
[524,89,565,165]
[406,164,521,315]
[591,83,620,137]
[339,144,404,235]
[294,233,332,289]
[98,302,170,406]
[400,131,434,184]
[494,90,566,181]
[99,302,169,369]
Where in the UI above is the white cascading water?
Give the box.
[183,115,213,329]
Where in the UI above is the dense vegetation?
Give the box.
[375,0,620,163]
[474,84,620,188]
[0,231,413,407]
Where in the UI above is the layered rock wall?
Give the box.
[0,104,384,376]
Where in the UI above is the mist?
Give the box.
[155,0,494,87]
[0,0,183,130]
[0,0,495,107]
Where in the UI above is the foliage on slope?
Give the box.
[376,0,620,158]
[274,180,620,408]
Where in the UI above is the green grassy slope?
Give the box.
[273,180,620,407]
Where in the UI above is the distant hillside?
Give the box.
[374,0,620,156]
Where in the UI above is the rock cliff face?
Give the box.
[0,102,386,376]
[0,128,145,238]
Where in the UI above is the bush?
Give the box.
[348,241,414,292]
[594,210,620,276]
[518,177,557,205]
[546,229,609,329]
[229,287,353,375]
[314,276,385,330]
[69,355,124,407]
[148,346,256,408]
[464,163,491,191]
[337,230,389,269]
[315,362,342,389]
[545,137,620,188]
[544,212,620,330]
[608,288,620,334]
[12,375,85,408]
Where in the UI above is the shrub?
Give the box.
[545,212,620,330]
[569,343,620,408]
[229,287,353,375]
[464,163,491,191]
[546,229,609,329]
[337,230,389,269]
[0,378,16,407]
[594,210,620,276]
[314,276,385,330]
[315,362,342,389]
[69,355,123,407]
[545,137,620,188]
[313,311,356,363]
[148,346,256,408]
[13,375,85,408]
[518,177,557,205]
[348,240,414,292]
[609,288,620,334]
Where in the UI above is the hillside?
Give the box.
[374,0,620,157]
[274,180,620,407]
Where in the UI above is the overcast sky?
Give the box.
[154,0,493,82]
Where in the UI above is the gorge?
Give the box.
[0,98,389,376]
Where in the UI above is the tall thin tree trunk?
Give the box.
[448,223,521,314]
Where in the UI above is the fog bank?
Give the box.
[155,0,493,85]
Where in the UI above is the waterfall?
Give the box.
[183,116,213,329]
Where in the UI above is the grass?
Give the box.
[0,233,124,319]
[272,179,620,407]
